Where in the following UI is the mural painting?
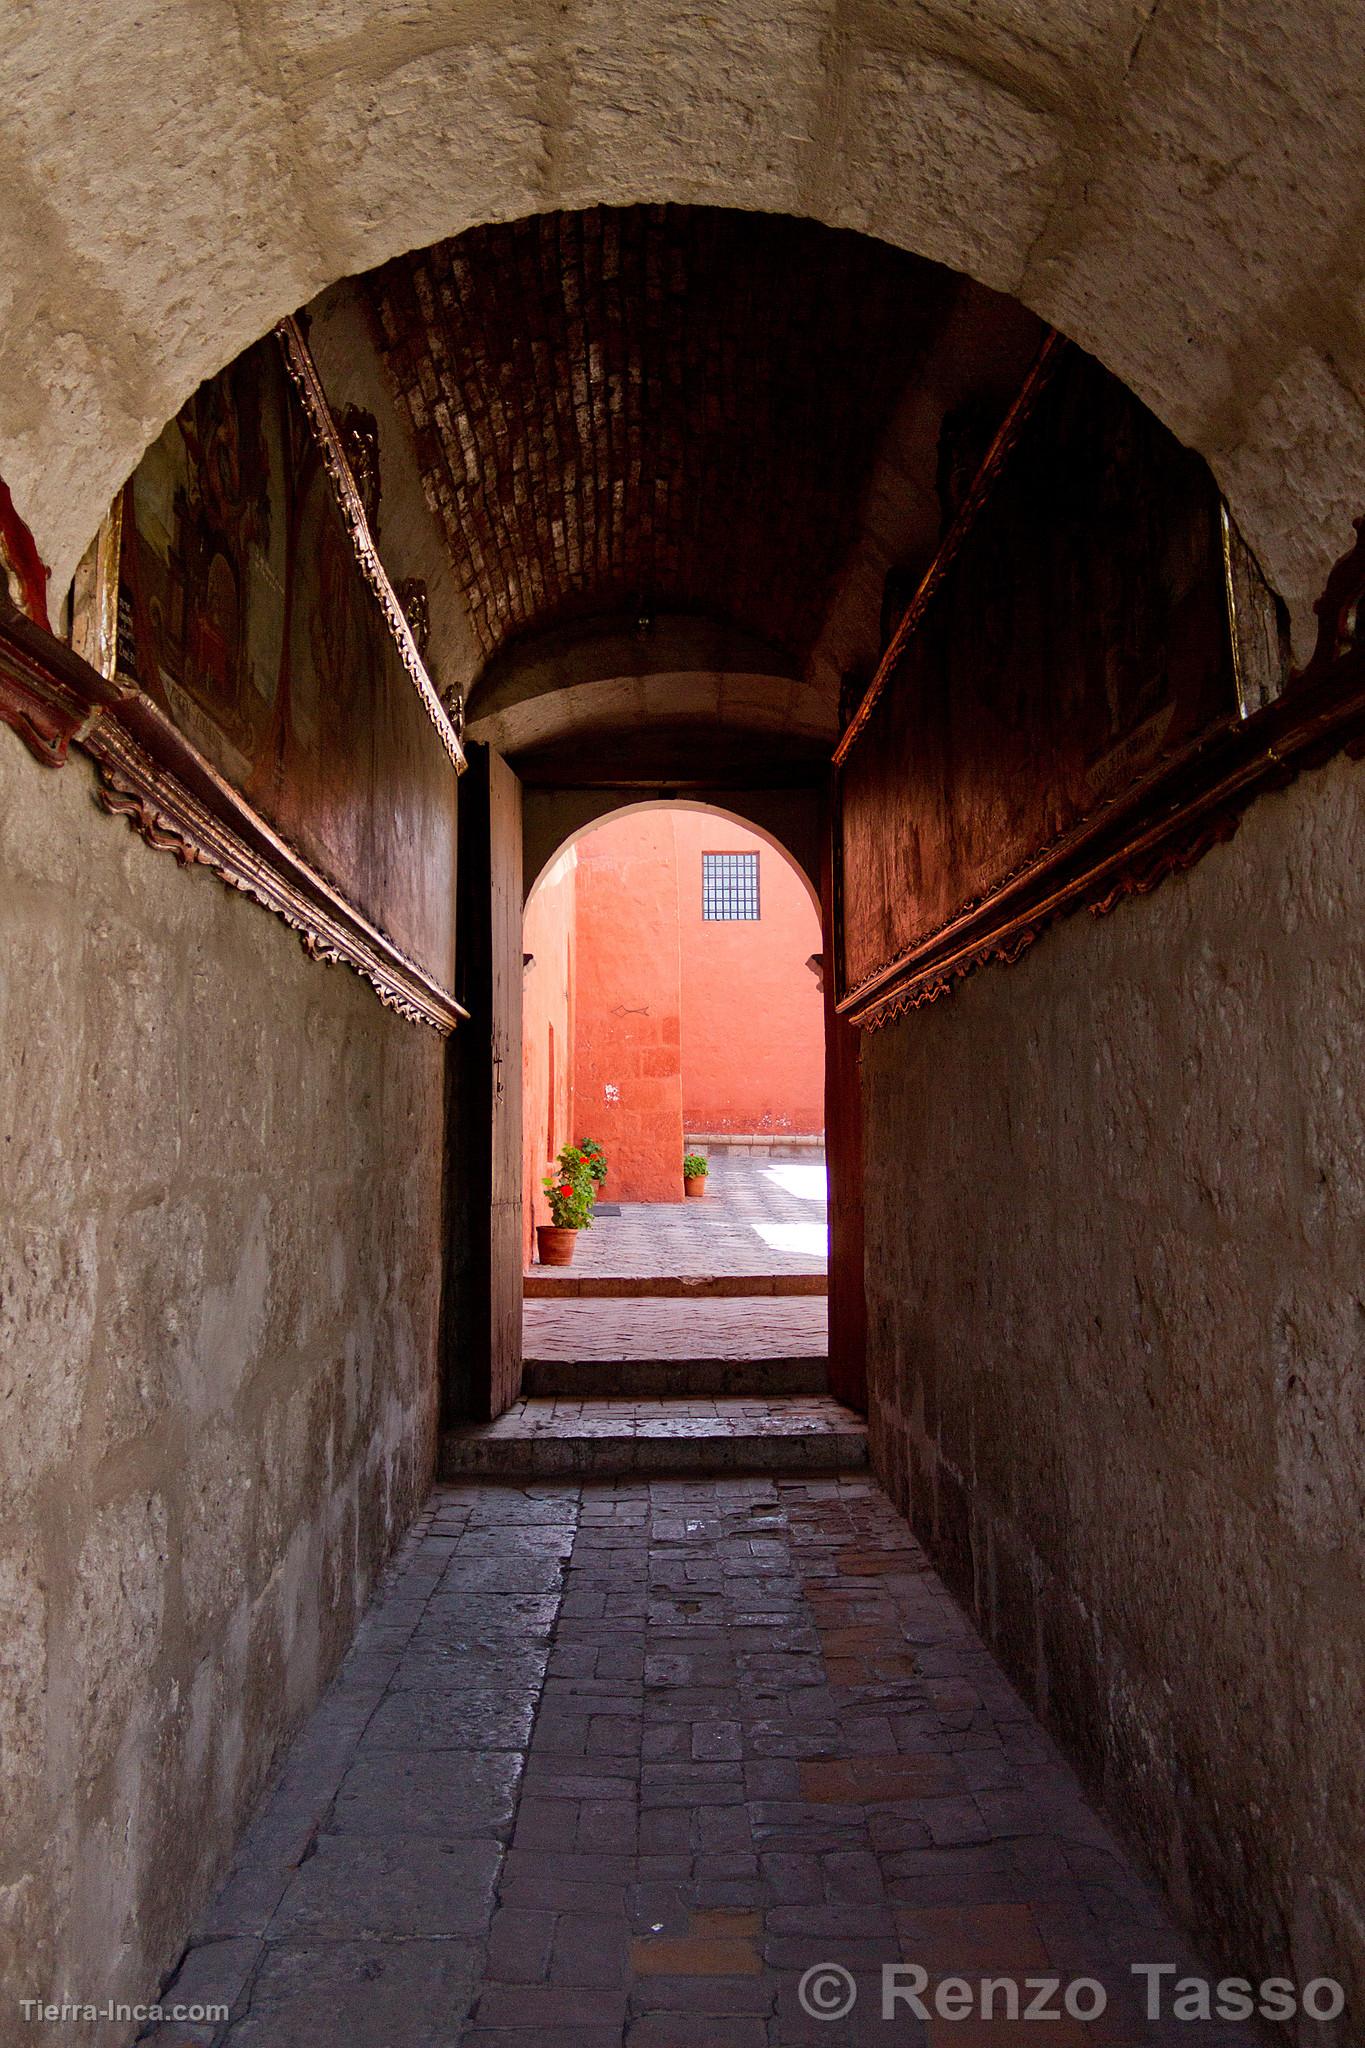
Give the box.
[112,330,457,992]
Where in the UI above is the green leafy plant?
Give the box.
[542,1143,596,1229]
[578,1137,609,1187]
[683,1152,709,1179]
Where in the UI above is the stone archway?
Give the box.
[2,1,1363,643]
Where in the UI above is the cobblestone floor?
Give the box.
[155,1477,1256,2047]
[535,1155,829,1281]
[524,1298,828,1361]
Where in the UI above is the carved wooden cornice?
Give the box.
[0,597,467,1033]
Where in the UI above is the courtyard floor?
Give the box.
[530,1151,830,1284]
[523,1152,829,1378]
[501,1151,838,1462]
[151,1474,1257,2047]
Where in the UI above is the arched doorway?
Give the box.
[522,800,824,1237]
[10,132,1365,2031]
[3,3,1359,653]
[496,796,867,1467]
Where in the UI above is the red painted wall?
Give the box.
[523,808,823,1229]
[572,811,686,1203]
[672,809,824,1136]
[521,845,577,1257]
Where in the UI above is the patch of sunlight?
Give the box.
[762,1163,827,1203]
[753,1222,827,1259]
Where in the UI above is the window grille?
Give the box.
[702,851,760,920]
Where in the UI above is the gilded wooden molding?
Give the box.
[274,315,467,776]
[0,597,467,1033]
[69,492,123,680]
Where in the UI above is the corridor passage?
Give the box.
[153,1477,1255,2047]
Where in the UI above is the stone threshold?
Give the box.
[440,1395,867,1478]
[522,1270,827,1297]
[522,1355,829,1397]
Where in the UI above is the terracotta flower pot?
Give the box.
[537,1224,578,1265]
[684,1176,707,1199]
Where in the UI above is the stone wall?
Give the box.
[0,736,446,2042]
[861,750,1365,2025]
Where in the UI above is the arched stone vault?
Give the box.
[3,0,1364,650]
[365,207,1039,746]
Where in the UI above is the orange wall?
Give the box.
[522,809,823,1233]
[521,845,577,1256]
[672,809,824,1136]
[572,811,685,1203]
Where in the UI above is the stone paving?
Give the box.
[524,1297,828,1362]
[531,1154,829,1283]
[525,1155,829,1376]
[153,1475,1258,2048]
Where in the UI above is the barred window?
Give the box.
[702,851,760,920]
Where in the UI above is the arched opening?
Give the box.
[2,5,1361,649]
[524,804,822,1222]
[510,796,855,1459]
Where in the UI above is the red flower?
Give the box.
[558,1182,573,1197]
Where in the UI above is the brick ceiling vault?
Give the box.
[365,207,958,682]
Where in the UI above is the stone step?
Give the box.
[522,1355,830,1397]
[440,1396,868,1479]
[523,1270,828,1298]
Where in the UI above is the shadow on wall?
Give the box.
[522,805,823,1245]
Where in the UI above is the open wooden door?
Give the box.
[441,745,524,1422]
[822,810,867,1412]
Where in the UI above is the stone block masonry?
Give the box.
[0,736,446,2046]
[861,749,1365,2023]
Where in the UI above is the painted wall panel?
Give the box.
[116,333,458,994]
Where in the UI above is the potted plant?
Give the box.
[683,1151,709,1199]
[579,1137,608,1193]
[537,1144,596,1265]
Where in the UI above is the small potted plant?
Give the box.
[537,1144,596,1265]
[579,1138,608,1193]
[683,1151,709,1199]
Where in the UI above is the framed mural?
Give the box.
[833,339,1289,1026]
[62,317,466,1029]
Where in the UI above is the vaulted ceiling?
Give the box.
[362,206,1043,778]
[368,207,953,670]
